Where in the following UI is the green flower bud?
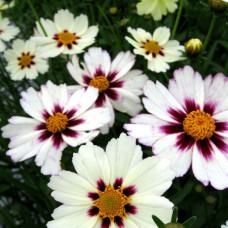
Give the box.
[185,38,203,57]
[209,0,228,13]
[165,223,185,228]
[109,7,117,15]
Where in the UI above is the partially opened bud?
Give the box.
[209,0,228,13]
[109,7,117,15]
[185,38,203,56]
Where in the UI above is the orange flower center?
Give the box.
[183,110,216,141]
[18,54,33,67]
[142,40,162,54]
[89,76,110,93]
[95,186,130,221]
[57,31,77,46]
[46,112,69,133]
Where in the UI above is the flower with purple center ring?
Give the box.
[67,47,148,134]
[47,133,175,228]
[124,65,228,190]
[1,81,111,175]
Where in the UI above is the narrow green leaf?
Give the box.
[182,216,197,228]
[152,215,165,228]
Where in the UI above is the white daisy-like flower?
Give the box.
[0,17,19,52]
[47,133,175,228]
[124,66,228,190]
[1,81,111,175]
[0,0,15,10]
[125,26,185,73]
[67,47,148,134]
[4,39,49,80]
[32,9,98,58]
[222,0,228,2]
[222,221,228,228]
[136,0,178,21]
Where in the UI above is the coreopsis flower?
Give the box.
[47,133,175,228]
[0,17,19,52]
[136,0,178,21]
[32,9,98,58]
[4,39,49,80]
[125,27,185,73]
[0,0,15,10]
[124,66,228,190]
[221,221,228,228]
[1,81,111,175]
[67,47,148,133]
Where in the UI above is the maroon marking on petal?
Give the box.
[203,103,215,115]
[53,104,63,113]
[159,51,165,56]
[97,179,106,191]
[161,124,183,134]
[67,44,72,49]
[68,118,85,127]
[152,53,156,58]
[88,206,99,217]
[123,185,137,197]
[125,203,137,215]
[52,133,64,149]
[106,89,118,101]
[168,108,186,123]
[63,29,68,32]
[215,122,228,132]
[176,133,195,151]
[101,218,111,228]
[184,99,199,114]
[113,178,123,189]
[42,110,50,120]
[83,75,91,85]
[62,128,78,137]
[210,133,228,154]
[57,43,63,48]
[94,67,105,77]
[38,130,52,142]
[95,93,106,107]
[114,217,124,228]
[196,139,213,160]
[88,192,99,201]
[110,81,124,88]
[35,123,46,131]
[64,109,77,119]
[107,72,117,82]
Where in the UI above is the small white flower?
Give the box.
[47,133,175,228]
[32,9,98,58]
[136,0,178,21]
[125,66,228,190]
[125,26,185,73]
[67,47,148,133]
[1,81,111,175]
[0,0,15,10]
[222,221,228,228]
[0,17,19,52]
[4,39,49,80]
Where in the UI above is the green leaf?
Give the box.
[152,215,165,228]
[183,216,197,228]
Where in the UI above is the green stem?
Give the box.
[199,14,217,59]
[26,0,48,37]
[96,3,122,50]
[163,72,169,82]
[171,0,184,40]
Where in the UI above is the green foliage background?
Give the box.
[0,0,228,227]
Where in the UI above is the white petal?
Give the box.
[152,27,170,45]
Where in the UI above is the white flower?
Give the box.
[47,133,175,228]
[136,0,178,21]
[125,27,185,73]
[4,39,49,80]
[32,9,98,58]
[0,17,19,52]
[67,47,148,134]
[124,66,228,190]
[1,81,111,175]
[221,221,228,228]
[0,0,15,10]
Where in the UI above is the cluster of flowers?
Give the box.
[1,0,228,227]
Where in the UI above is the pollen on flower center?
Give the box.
[142,40,162,54]
[95,186,130,221]
[46,112,69,133]
[183,110,216,141]
[89,76,110,93]
[18,53,35,68]
[54,30,78,47]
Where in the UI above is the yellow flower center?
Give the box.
[89,76,110,93]
[95,186,130,221]
[183,110,216,141]
[57,31,77,46]
[46,112,69,133]
[18,54,33,67]
[142,40,162,54]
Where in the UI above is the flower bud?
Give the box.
[119,18,129,26]
[185,38,203,57]
[109,7,117,15]
[209,0,228,13]
[165,223,185,228]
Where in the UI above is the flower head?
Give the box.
[0,0,15,10]
[67,47,148,133]
[125,27,185,73]
[4,39,49,80]
[136,0,178,21]
[124,66,228,190]
[0,17,19,52]
[47,133,175,228]
[1,81,111,175]
[32,9,98,58]
[221,221,228,228]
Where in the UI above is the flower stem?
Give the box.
[171,0,184,40]
[26,0,48,37]
[199,14,217,59]
[163,72,169,82]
